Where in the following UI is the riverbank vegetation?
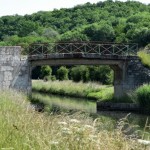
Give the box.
[138,45,150,68]
[32,80,113,101]
[134,84,150,112]
[0,1,150,52]
[0,90,149,149]
[32,80,150,112]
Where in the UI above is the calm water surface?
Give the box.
[32,92,150,138]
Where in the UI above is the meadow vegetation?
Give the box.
[138,50,150,68]
[32,80,150,112]
[32,80,113,101]
[0,90,149,149]
[134,84,150,112]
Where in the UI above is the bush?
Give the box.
[43,75,51,82]
[51,75,56,81]
[138,50,150,68]
[135,84,150,110]
[88,66,113,84]
[57,66,69,80]
[40,65,52,79]
[70,66,90,82]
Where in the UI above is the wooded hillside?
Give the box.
[0,0,150,53]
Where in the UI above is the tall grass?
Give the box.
[138,51,150,68]
[0,90,148,149]
[32,80,113,101]
[135,84,150,111]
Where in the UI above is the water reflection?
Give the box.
[32,92,96,113]
[32,92,150,138]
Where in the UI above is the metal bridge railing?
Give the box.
[28,42,138,57]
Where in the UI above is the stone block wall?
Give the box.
[126,59,150,85]
[0,47,31,93]
[120,58,150,96]
[111,57,150,98]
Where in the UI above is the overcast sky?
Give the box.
[0,0,149,17]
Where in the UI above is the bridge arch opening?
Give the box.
[31,64,116,99]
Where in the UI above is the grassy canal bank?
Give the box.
[32,80,114,101]
[32,80,150,113]
[0,90,149,149]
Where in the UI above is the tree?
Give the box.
[57,66,69,80]
[42,27,60,40]
[70,66,89,82]
[40,65,52,79]
[84,23,115,42]
[88,66,113,84]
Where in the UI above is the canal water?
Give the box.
[32,92,150,139]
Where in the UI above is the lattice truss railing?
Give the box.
[28,42,138,56]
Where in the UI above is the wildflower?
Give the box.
[70,119,80,123]
[137,139,150,145]
[61,127,72,134]
[84,125,94,129]
[58,121,67,125]
[50,141,59,145]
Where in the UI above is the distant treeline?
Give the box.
[32,65,113,85]
[0,0,150,53]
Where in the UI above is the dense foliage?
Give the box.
[135,84,150,111]
[57,66,69,80]
[32,65,113,84]
[138,44,150,68]
[0,0,150,53]
[40,65,52,80]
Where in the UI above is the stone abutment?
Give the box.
[0,47,31,93]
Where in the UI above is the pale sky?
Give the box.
[0,0,149,17]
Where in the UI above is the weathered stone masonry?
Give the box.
[1,46,150,97]
[0,46,31,93]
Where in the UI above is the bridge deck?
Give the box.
[29,53,139,66]
[28,42,138,60]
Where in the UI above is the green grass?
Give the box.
[32,80,114,101]
[138,51,150,68]
[0,90,148,149]
[135,84,150,111]
[87,86,114,101]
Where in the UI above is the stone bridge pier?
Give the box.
[0,46,150,98]
[0,46,31,94]
[112,58,150,98]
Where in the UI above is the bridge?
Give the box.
[0,42,150,98]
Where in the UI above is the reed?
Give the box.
[0,90,147,150]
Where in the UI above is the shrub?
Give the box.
[40,65,52,79]
[135,84,150,110]
[70,66,82,82]
[43,75,51,81]
[70,65,90,82]
[138,50,150,68]
[51,75,56,81]
[57,66,69,80]
[88,66,113,84]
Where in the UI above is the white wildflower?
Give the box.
[50,141,59,145]
[61,127,72,134]
[70,119,80,123]
[84,125,94,129]
[137,139,150,145]
[58,121,67,125]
